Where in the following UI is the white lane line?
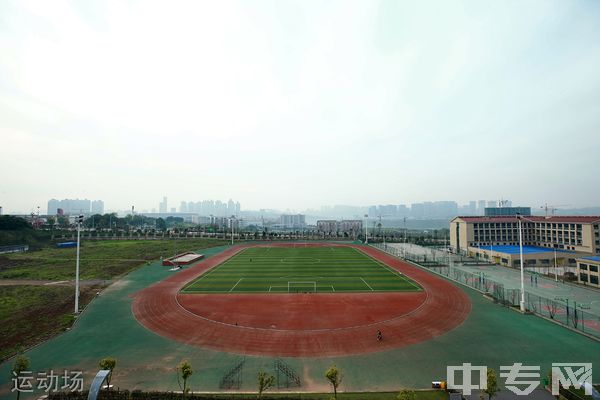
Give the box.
[360,277,374,291]
[229,278,243,292]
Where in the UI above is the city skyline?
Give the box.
[24,195,600,219]
[1,1,599,213]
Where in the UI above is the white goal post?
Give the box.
[287,281,317,293]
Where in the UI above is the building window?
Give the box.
[580,273,588,282]
[580,264,588,270]
[590,265,598,273]
[591,276,599,285]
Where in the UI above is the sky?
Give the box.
[1,0,599,214]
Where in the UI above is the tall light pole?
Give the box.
[230,216,235,246]
[364,214,368,244]
[554,245,558,282]
[517,213,526,312]
[75,214,83,314]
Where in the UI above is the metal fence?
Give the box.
[0,244,29,254]
[373,244,600,340]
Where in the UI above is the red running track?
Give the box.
[132,243,471,357]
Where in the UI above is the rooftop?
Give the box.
[476,245,575,255]
[455,216,600,224]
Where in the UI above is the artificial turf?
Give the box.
[181,246,421,293]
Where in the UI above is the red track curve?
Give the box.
[132,243,471,357]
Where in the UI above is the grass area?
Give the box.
[182,246,421,293]
[0,238,229,281]
[0,285,98,361]
[0,229,53,249]
[0,239,228,362]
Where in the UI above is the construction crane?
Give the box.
[498,199,510,208]
[540,203,570,218]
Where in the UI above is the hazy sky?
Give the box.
[1,0,599,214]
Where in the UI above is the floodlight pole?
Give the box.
[364,215,368,244]
[554,246,558,282]
[231,216,234,246]
[517,214,526,312]
[75,216,82,314]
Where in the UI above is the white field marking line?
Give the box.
[229,278,243,292]
[315,285,335,293]
[360,277,374,291]
[351,247,421,290]
[45,280,69,285]
[269,285,287,292]
[190,248,249,285]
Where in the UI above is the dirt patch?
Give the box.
[0,285,103,361]
[0,256,30,270]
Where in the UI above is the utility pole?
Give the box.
[517,214,526,313]
[231,216,235,245]
[75,214,84,314]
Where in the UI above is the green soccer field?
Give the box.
[181,246,422,293]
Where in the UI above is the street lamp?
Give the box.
[74,214,84,314]
[364,214,368,244]
[553,243,558,282]
[517,213,526,312]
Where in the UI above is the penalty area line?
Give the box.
[360,277,374,291]
[229,278,243,292]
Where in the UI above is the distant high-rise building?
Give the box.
[91,200,104,215]
[487,200,496,208]
[411,203,425,218]
[47,198,95,215]
[227,199,235,215]
[379,204,398,216]
[397,204,409,217]
[159,197,167,213]
[368,206,378,217]
[469,201,477,215]
[170,207,176,213]
[47,199,60,215]
[180,201,188,213]
[235,201,241,216]
[477,200,486,216]
[484,206,531,216]
[203,200,214,215]
[280,214,306,228]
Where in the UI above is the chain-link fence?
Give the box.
[373,244,600,340]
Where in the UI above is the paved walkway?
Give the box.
[0,279,108,286]
[465,389,555,399]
